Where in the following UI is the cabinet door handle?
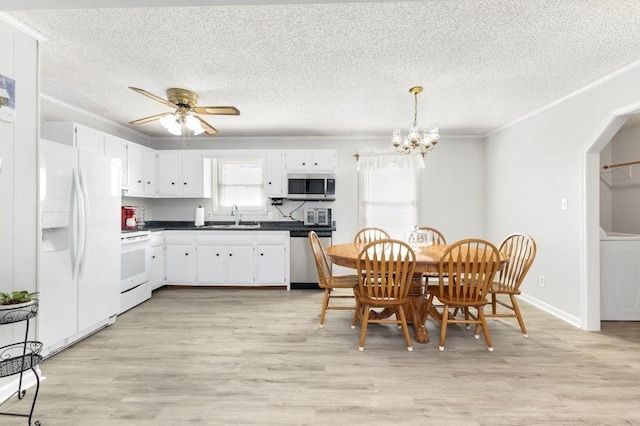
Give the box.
[183,182,187,185]
[171,182,175,185]
[302,162,306,165]
[152,255,156,259]
[185,253,189,256]
[147,181,151,184]
[260,253,264,256]
[314,162,318,166]
[216,253,219,256]
[137,180,142,183]
[229,253,232,256]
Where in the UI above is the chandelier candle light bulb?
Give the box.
[392,86,440,156]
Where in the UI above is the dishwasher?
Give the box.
[290,229,332,289]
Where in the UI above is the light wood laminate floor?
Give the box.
[3,287,640,425]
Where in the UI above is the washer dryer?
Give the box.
[600,231,640,320]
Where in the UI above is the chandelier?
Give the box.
[392,86,440,156]
[159,107,205,136]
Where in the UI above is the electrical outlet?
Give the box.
[539,275,545,287]
[267,211,274,219]
[206,211,213,219]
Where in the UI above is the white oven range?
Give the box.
[120,230,152,313]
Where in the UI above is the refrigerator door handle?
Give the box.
[78,169,90,278]
[71,168,82,280]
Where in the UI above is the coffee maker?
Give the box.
[121,206,136,230]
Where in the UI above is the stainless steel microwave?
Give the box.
[287,173,336,200]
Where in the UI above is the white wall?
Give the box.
[485,63,640,326]
[146,135,485,246]
[0,18,39,395]
[607,125,640,233]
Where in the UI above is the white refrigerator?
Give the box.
[38,139,120,355]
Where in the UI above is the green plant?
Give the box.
[0,290,38,305]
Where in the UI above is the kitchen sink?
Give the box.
[199,222,261,230]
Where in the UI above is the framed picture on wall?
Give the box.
[0,74,15,123]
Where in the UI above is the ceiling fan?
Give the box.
[128,87,240,136]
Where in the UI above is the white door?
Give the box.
[180,151,204,196]
[157,151,180,196]
[165,245,195,282]
[77,149,120,332]
[257,245,286,284]
[143,149,158,196]
[38,140,79,350]
[196,245,225,284]
[226,245,255,284]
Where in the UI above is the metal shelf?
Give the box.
[0,300,42,425]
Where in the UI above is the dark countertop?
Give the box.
[124,220,335,236]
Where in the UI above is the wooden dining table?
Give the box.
[325,242,508,344]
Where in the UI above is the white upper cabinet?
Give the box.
[157,151,180,196]
[181,151,212,197]
[157,150,212,198]
[143,148,158,197]
[45,122,105,153]
[264,150,285,197]
[125,142,145,196]
[283,150,336,172]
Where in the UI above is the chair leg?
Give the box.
[476,307,493,351]
[510,294,528,337]
[463,307,471,329]
[491,293,497,315]
[397,306,413,352]
[421,293,435,324]
[319,288,331,328]
[351,295,360,329]
[439,304,449,351]
[358,305,371,351]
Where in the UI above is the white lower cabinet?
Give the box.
[164,231,290,289]
[165,244,196,283]
[257,235,288,284]
[150,245,165,290]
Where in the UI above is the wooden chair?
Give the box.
[417,226,447,284]
[308,231,359,328]
[486,233,537,337]
[417,226,446,246]
[424,238,501,351]
[355,239,416,351]
[353,227,390,245]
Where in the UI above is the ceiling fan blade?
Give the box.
[192,106,240,115]
[129,112,173,125]
[129,87,177,108]
[194,115,218,136]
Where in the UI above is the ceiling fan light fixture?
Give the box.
[185,114,205,135]
[128,87,239,137]
[160,113,182,136]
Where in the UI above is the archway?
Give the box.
[583,101,640,330]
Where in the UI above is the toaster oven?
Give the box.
[304,208,330,226]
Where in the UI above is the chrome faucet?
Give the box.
[231,204,241,225]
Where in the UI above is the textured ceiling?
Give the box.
[4,1,640,138]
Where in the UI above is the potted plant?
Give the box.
[0,290,38,310]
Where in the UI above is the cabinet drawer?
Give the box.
[150,232,164,246]
[164,233,194,245]
[257,234,288,245]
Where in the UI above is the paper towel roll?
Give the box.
[195,206,205,227]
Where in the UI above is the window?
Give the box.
[216,159,265,210]
[360,167,417,239]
